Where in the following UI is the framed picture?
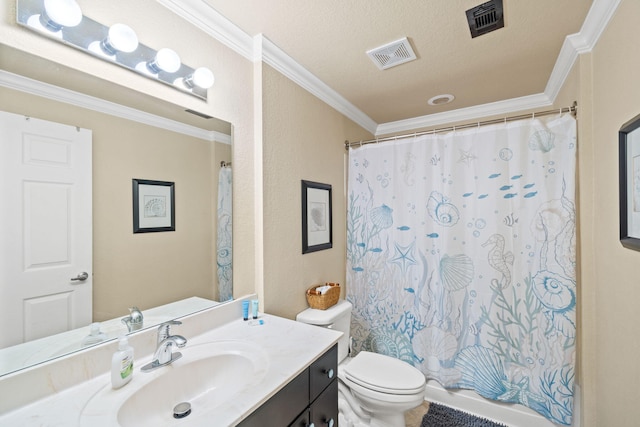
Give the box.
[132,179,175,233]
[301,180,332,253]
[619,114,640,250]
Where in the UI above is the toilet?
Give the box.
[296,300,426,427]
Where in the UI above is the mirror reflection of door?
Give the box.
[0,111,92,349]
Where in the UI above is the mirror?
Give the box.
[0,45,237,376]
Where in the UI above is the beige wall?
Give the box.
[578,1,640,425]
[1,86,222,320]
[260,64,372,319]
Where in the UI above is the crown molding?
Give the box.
[571,0,621,54]
[157,0,254,61]
[259,36,378,134]
[544,0,621,103]
[158,1,377,134]
[543,34,582,103]
[160,0,620,137]
[376,93,553,136]
[0,70,227,142]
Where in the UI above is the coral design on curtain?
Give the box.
[346,114,577,425]
[217,166,233,301]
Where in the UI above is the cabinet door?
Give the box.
[238,371,309,427]
[310,380,338,427]
[310,344,338,401]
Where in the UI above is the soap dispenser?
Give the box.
[81,322,108,347]
[111,336,134,389]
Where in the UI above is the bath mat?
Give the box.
[421,403,509,427]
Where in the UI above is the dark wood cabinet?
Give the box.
[238,344,338,427]
[289,408,310,427]
[310,379,338,426]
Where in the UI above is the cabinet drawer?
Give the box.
[310,380,338,427]
[309,344,338,401]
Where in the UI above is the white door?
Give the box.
[0,111,92,349]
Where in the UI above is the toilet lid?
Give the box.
[342,351,425,395]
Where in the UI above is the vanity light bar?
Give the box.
[16,0,214,101]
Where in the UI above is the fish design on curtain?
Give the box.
[217,166,233,301]
[346,114,577,425]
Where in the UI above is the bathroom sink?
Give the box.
[80,340,269,427]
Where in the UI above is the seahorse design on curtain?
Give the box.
[346,114,577,425]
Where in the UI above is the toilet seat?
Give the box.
[341,351,425,395]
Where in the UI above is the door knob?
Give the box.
[71,272,89,281]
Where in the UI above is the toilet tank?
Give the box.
[296,299,352,362]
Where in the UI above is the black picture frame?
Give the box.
[301,180,332,254]
[619,114,640,250]
[132,179,175,233]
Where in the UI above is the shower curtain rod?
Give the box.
[344,102,577,150]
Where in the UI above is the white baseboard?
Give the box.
[423,380,580,427]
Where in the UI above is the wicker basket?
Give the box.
[306,283,340,310]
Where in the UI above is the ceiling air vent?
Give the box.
[466,0,504,38]
[367,37,417,70]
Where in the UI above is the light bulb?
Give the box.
[89,23,138,58]
[185,67,214,89]
[104,23,138,54]
[40,0,82,31]
[147,48,181,74]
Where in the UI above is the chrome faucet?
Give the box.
[141,320,187,372]
[121,306,144,332]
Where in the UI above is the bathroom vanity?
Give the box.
[0,297,342,426]
[239,344,338,427]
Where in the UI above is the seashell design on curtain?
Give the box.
[346,113,577,425]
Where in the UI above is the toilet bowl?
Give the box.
[296,300,426,427]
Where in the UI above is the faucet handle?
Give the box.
[129,306,143,323]
[157,320,182,342]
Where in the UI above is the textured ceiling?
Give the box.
[204,0,592,125]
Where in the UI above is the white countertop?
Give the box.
[0,298,341,426]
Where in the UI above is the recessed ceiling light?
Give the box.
[428,94,455,106]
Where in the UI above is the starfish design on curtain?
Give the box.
[390,241,417,274]
[458,148,477,166]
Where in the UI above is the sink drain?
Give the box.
[173,402,192,419]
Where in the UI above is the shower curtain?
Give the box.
[217,166,233,301]
[346,113,577,425]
